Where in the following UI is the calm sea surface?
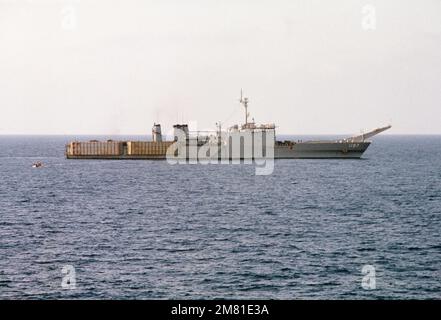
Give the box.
[0,135,440,299]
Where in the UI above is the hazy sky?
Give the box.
[1,0,440,134]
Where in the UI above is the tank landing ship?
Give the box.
[65,93,391,160]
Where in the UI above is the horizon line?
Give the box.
[0,132,440,136]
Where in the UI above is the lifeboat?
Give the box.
[32,162,43,168]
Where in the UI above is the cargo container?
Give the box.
[67,141,123,156]
[127,141,173,156]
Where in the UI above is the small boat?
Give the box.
[32,162,43,168]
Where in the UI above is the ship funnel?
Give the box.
[173,124,189,141]
[152,123,163,142]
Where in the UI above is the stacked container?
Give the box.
[68,141,123,156]
[127,141,173,156]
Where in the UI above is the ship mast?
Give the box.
[239,89,250,125]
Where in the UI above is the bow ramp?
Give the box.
[346,125,392,142]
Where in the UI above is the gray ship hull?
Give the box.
[274,141,371,159]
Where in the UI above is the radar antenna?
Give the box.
[239,89,250,125]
